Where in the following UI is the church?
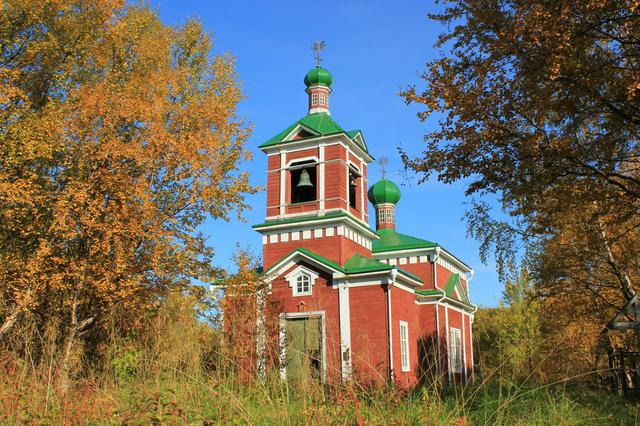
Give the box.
[252,60,476,387]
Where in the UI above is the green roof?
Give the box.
[259,113,369,153]
[343,253,390,273]
[304,66,333,87]
[368,178,401,205]
[443,273,471,305]
[265,248,421,284]
[372,229,438,253]
[415,288,444,297]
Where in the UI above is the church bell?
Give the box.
[296,169,313,188]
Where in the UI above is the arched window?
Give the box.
[295,272,312,296]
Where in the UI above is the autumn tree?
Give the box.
[402,0,640,352]
[0,0,255,392]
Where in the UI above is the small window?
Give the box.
[400,321,410,372]
[450,328,462,373]
[311,93,318,105]
[378,209,386,224]
[385,208,394,223]
[294,273,312,296]
[319,93,326,105]
[290,160,317,204]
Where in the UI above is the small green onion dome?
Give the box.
[304,66,333,87]
[368,177,401,206]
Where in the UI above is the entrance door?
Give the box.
[285,316,323,383]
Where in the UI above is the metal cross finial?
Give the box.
[379,157,389,178]
[311,39,326,66]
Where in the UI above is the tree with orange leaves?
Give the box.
[0,0,255,392]
[402,1,640,378]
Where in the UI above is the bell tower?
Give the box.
[254,46,378,269]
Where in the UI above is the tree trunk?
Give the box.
[59,301,96,396]
[0,289,33,340]
[0,306,21,340]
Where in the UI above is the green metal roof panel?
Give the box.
[415,288,444,297]
[264,247,343,275]
[260,113,345,148]
[259,114,370,154]
[372,229,438,253]
[443,273,470,305]
[343,253,391,274]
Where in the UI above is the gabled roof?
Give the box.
[443,273,471,305]
[265,247,342,276]
[259,112,369,153]
[264,248,421,284]
[372,229,438,253]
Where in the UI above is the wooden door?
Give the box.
[285,316,323,383]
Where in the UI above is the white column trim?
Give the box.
[279,151,286,217]
[462,312,468,383]
[470,314,475,383]
[359,159,365,221]
[319,144,326,215]
[445,305,451,383]
[338,281,352,381]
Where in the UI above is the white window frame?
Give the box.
[450,327,462,373]
[385,208,394,223]
[378,209,386,223]
[311,92,318,105]
[295,273,311,296]
[285,266,319,297]
[319,93,326,105]
[399,320,410,372]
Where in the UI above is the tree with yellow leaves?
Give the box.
[403,0,640,352]
[0,0,255,392]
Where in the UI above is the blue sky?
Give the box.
[150,0,503,306]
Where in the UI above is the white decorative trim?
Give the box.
[319,144,325,213]
[326,227,335,237]
[302,230,311,239]
[261,135,374,166]
[313,229,323,238]
[462,312,468,382]
[269,234,278,244]
[291,231,300,241]
[285,266,319,296]
[445,306,451,382]
[279,151,286,216]
[338,282,352,381]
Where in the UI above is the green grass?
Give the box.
[1,368,636,425]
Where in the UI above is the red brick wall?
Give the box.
[263,233,371,270]
[266,154,281,217]
[390,286,419,387]
[348,284,390,385]
[398,261,435,290]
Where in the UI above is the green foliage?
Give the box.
[475,269,543,383]
[111,348,141,383]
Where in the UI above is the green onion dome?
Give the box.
[368,178,401,206]
[304,66,333,88]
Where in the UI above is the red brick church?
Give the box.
[252,62,476,387]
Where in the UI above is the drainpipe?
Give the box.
[387,265,398,383]
[432,247,442,375]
